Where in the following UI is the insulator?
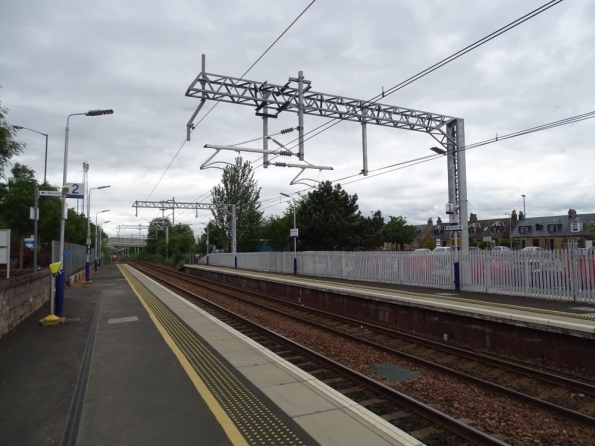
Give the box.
[280,127,294,134]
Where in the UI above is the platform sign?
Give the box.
[445,225,462,231]
[65,183,84,199]
[39,190,62,198]
[63,251,71,258]
[290,228,299,237]
[0,229,10,279]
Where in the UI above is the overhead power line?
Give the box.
[254,0,563,167]
[258,109,595,212]
[142,0,318,203]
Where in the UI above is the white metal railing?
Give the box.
[202,249,595,302]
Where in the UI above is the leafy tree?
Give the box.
[297,181,362,251]
[0,100,25,179]
[382,216,416,250]
[422,237,436,250]
[259,214,291,252]
[356,210,385,250]
[589,220,595,234]
[211,157,263,252]
[0,163,37,239]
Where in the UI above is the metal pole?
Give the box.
[43,133,48,184]
[361,120,368,176]
[95,215,98,272]
[33,185,38,272]
[298,70,304,161]
[86,189,92,281]
[293,201,297,275]
[206,227,209,255]
[231,204,237,254]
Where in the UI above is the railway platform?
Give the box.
[0,264,422,446]
[183,264,595,371]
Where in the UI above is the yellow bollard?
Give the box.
[40,262,66,326]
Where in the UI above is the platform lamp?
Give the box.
[86,185,111,281]
[13,125,49,273]
[95,210,110,271]
[98,221,110,267]
[53,109,113,320]
[280,193,298,275]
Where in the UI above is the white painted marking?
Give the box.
[570,307,595,313]
[108,316,138,324]
[435,293,458,296]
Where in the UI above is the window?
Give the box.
[469,227,478,235]
[571,221,583,232]
[519,226,526,234]
[547,224,557,233]
[568,238,578,250]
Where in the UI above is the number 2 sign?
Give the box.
[65,183,84,199]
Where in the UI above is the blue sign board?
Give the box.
[63,251,71,258]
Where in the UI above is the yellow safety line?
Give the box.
[117,265,249,446]
[120,264,307,446]
[193,265,595,322]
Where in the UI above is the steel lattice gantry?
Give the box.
[185,55,469,255]
[132,200,237,253]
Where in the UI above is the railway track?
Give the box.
[126,260,595,444]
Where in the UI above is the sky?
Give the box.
[1,0,594,239]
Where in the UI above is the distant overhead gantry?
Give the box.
[132,199,237,253]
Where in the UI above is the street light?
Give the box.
[505,213,513,249]
[13,125,49,184]
[95,210,110,272]
[521,194,527,249]
[13,126,49,273]
[280,193,297,275]
[86,185,111,281]
[55,109,113,318]
[98,221,110,266]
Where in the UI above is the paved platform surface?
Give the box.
[0,264,422,446]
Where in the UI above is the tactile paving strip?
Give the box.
[120,267,308,446]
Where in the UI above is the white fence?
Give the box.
[202,250,595,303]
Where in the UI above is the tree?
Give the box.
[422,237,436,250]
[382,216,416,250]
[211,157,263,252]
[0,100,25,179]
[297,181,363,251]
[259,215,291,252]
[356,210,385,250]
[589,220,595,234]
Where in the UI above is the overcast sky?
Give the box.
[2,0,593,239]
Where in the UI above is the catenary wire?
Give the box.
[252,0,563,168]
[139,0,318,205]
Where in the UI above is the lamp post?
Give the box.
[13,126,49,273]
[86,185,110,281]
[95,210,110,271]
[12,126,49,184]
[521,194,527,249]
[280,193,297,275]
[55,109,113,317]
[505,213,513,249]
[98,220,110,266]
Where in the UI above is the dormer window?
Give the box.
[547,224,557,233]
[491,221,504,234]
[519,226,526,234]
[571,221,583,232]
[469,222,481,235]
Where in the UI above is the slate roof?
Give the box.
[510,212,595,238]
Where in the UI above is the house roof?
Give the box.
[510,212,595,238]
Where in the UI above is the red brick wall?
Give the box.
[0,271,50,339]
